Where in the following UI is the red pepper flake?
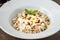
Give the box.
[27,22,30,25]
[36,20,40,23]
[28,17,31,20]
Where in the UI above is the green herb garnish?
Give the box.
[24,9,38,15]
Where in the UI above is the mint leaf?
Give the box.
[31,10,38,15]
[25,9,31,14]
[24,9,38,15]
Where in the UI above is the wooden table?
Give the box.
[0,0,60,40]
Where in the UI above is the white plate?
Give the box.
[0,0,60,39]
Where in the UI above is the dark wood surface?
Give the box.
[0,0,60,40]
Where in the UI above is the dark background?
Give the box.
[0,0,60,40]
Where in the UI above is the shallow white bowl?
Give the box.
[0,0,60,39]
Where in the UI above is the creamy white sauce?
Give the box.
[18,18,23,23]
[16,13,50,33]
[18,16,43,31]
[26,26,31,29]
